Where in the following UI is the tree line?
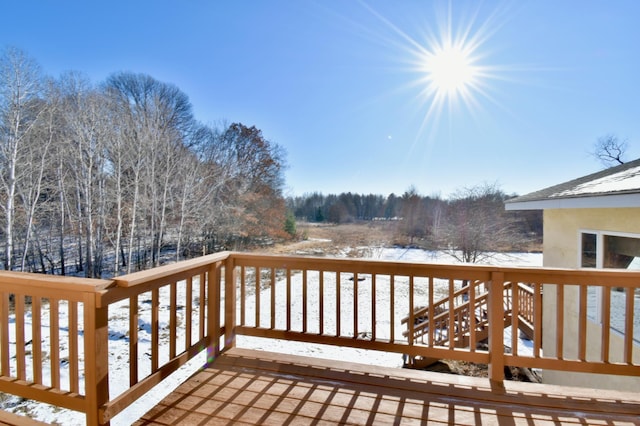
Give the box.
[288,184,542,261]
[0,47,289,277]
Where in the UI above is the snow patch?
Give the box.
[552,165,640,197]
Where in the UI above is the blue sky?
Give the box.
[2,1,639,198]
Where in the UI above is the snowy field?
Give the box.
[2,248,542,425]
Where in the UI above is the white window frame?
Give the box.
[578,229,640,269]
[578,229,640,342]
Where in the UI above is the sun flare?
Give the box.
[414,11,492,119]
[424,42,477,96]
[358,0,510,142]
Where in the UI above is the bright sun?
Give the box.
[425,43,477,96]
[359,0,505,139]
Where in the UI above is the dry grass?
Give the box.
[255,221,398,256]
[256,221,540,257]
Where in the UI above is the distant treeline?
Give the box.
[287,185,542,259]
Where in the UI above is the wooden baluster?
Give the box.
[556,285,564,360]
[0,292,8,377]
[32,297,42,385]
[151,289,159,372]
[336,272,341,337]
[488,272,505,383]
[448,279,455,350]
[69,301,79,393]
[533,283,542,358]
[301,270,307,333]
[624,286,634,364]
[469,281,476,352]
[169,281,177,359]
[287,269,293,332]
[270,268,276,330]
[578,285,587,361]
[428,277,434,348]
[199,272,206,340]
[371,274,377,341]
[240,267,246,327]
[207,262,222,362]
[50,298,60,389]
[15,295,25,380]
[390,275,395,343]
[224,259,236,351]
[601,286,611,363]
[185,276,193,349]
[512,282,519,355]
[319,271,325,335]
[408,276,414,347]
[129,295,138,386]
[255,267,261,328]
[353,273,359,339]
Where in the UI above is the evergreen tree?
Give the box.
[284,211,297,237]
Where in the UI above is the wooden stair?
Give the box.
[402,280,534,368]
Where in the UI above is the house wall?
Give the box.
[542,207,640,391]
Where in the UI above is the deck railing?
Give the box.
[401,279,518,349]
[0,252,638,425]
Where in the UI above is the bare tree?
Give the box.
[104,101,126,275]
[174,124,221,260]
[438,182,518,263]
[59,73,113,277]
[592,134,627,167]
[105,72,195,270]
[0,47,45,270]
[17,83,57,271]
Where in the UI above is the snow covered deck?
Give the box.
[0,251,639,425]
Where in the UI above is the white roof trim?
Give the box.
[505,193,640,210]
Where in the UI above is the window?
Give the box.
[580,231,640,342]
[580,232,597,268]
[581,231,640,270]
[603,235,640,269]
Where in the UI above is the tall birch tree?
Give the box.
[0,47,45,270]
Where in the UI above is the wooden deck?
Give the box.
[134,348,640,425]
[2,254,639,425]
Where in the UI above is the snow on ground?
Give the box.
[2,248,542,425]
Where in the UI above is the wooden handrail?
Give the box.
[112,251,230,288]
[229,254,640,377]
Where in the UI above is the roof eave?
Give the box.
[505,193,640,211]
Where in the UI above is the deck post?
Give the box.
[488,271,505,384]
[84,292,110,426]
[224,254,237,351]
[207,261,222,365]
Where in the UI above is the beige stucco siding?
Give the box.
[542,207,640,391]
[543,208,640,269]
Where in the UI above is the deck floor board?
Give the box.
[134,348,640,425]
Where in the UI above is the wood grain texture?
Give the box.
[135,348,640,425]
